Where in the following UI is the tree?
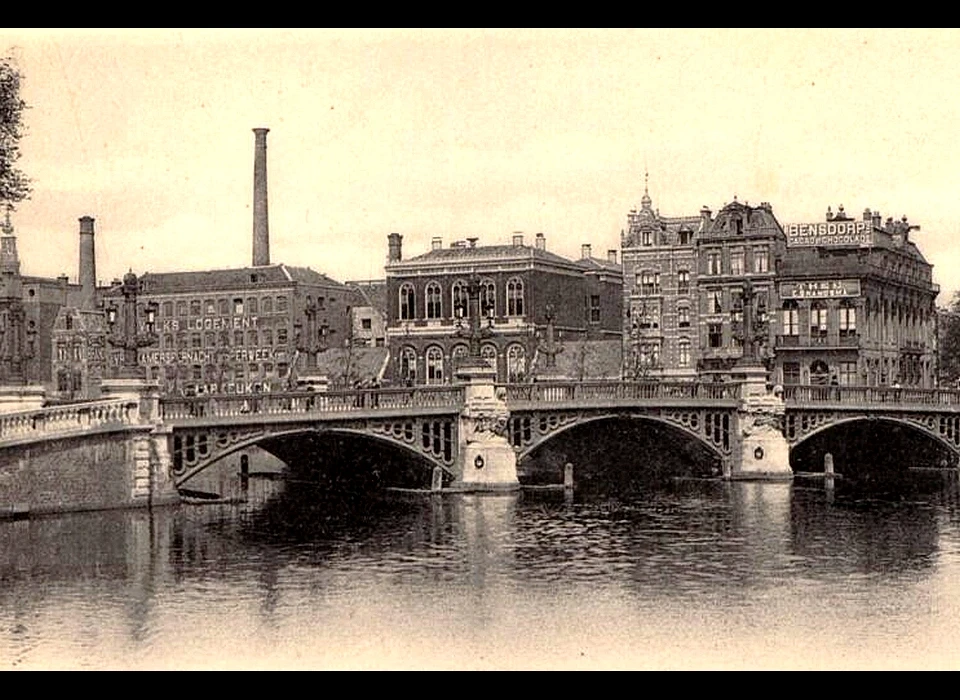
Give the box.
[939,291,960,385]
[0,52,31,207]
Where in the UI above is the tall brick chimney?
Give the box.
[78,216,97,311]
[387,233,403,262]
[252,128,270,267]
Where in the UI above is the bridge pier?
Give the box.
[729,367,793,481]
[451,360,520,492]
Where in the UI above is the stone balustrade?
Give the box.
[0,399,141,445]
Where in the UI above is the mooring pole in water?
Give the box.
[239,456,250,501]
[431,466,444,493]
[563,462,574,490]
[824,452,835,494]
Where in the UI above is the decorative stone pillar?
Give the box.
[453,358,520,491]
[732,383,792,480]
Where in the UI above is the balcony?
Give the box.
[776,334,860,349]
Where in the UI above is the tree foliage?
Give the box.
[939,291,960,385]
[0,52,31,206]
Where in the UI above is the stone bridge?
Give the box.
[3,378,960,515]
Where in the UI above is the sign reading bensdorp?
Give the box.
[780,279,861,299]
[783,221,872,247]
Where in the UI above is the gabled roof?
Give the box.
[703,201,784,239]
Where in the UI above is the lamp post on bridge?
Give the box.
[454,272,496,373]
[105,271,158,380]
[291,297,332,392]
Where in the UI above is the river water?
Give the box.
[3,470,960,670]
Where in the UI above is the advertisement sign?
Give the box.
[779,279,861,299]
[783,221,872,247]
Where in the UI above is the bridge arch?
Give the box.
[172,425,456,488]
[513,411,730,465]
[789,414,959,471]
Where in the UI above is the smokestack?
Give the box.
[431,236,443,251]
[252,128,270,267]
[387,233,403,262]
[607,250,618,264]
[512,232,524,247]
[581,243,592,259]
[78,216,97,311]
[535,233,546,250]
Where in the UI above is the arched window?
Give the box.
[810,301,828,338]
[399,346,417,384]
[506,343,526,383]
[425,346,444,385]
[480,278,496,318]
[451,344,469,371]
[678,339,691,367]
[506,278,524,317]
[481,344,498,378]
[425,282,442,320]
[399,283,416,321]
[451,280,468,319]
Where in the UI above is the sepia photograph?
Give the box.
[2,28,960,670]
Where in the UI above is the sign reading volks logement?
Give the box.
[783,221,872,247]
[780,279,861,299]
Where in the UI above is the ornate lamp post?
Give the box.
[454,273,495,371]
[106,271,158,379]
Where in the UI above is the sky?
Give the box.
[1,28,959,301]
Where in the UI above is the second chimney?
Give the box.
[387,233,403,262]
[535,233,546,250]
[581,243,592,259]
[512,232,524,247]
[252,128,270,267]
[78,216,97,311]
[607,249,618,264]
[431,237,443,251]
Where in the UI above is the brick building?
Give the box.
[384,232,622,385]
[774,206,939,387]
[620,181,704,380]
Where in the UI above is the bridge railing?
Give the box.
[0,399,141,444]
[159,385,466,420]
[502,380,742,404]
[783,384,960,406]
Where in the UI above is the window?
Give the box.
[589,295,601,324]
[190,300,201,316]
[707,250,722,275]
[277,328,288,345]
[249,363,259,377]
[247,297,258,315]
[162,301,173,317]
[204,332,216,347]
[234,330,244,346]
[731,289,744,324]
[810,301,828,338]
[262,297,273,314]
[277,362,289,379]
[452,280,468,318]
[247,330,258,346]
[233,298,244,315]
[361,318,372,330]
[205,299,216,315]
[710,290,723,314]
[640,271,656,295]
[677,270,690,294]
[451,344,468,370]
[507,344,526,383]
[480,278,496,318]
[730,249,744,276]
[399,346,417,384]
[192,365,202,380]
[753,246,769,273]
[191,334,202,348]
[641,230,652,246]
[218,299,229,315]
[507,278,524,317]
[425,282,442,320]
[708,323,723,348]
[318,296,325,310]
[678,229,692,245]
[164,333,174,348]
[425,346,444,385]
[839,304,857,336]
[399,283,416,321]
[277,296,288,312]
[783,362,801,385]
[678,340,691,367]
[678,306,690,328]
[840,361,858,386]
[481,344,498,376]
[262,329,273,346]
[782,300,799,336]
[177,301,188,317]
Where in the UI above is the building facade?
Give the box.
[94,264,365,397]
[620,183,704,380]
[384,232,622,385]
[773,206,939,387]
